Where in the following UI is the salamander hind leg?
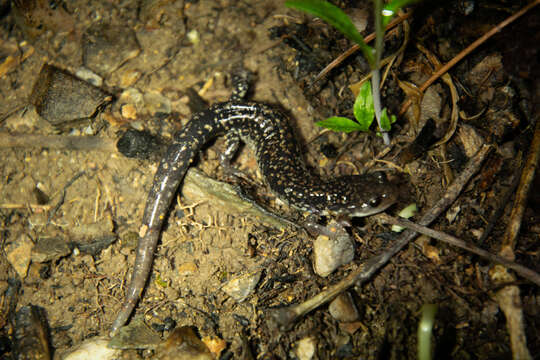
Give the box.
[220,132,259,186]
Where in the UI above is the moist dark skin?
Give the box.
[110,76,397,335]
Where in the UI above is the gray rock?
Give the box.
[312,222,354,277]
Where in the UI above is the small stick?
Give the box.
[0,203,52,211]
[0,132,117,152]
[376,213,540,287]
[268,144,492,330]
[499,119,540,257]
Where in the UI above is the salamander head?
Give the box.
[326,172,398,218]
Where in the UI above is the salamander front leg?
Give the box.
[219,132,254,183]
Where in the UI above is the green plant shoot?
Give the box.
[316,80,396,134]
[353,81,375,131]
[380,108,397,132]
[286,0,416,141]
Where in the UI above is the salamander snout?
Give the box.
[328,172,398,218]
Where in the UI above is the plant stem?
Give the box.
[371,69,389,144]
[418,304,438,360]
[372,0,390,144]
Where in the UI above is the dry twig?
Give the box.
[376,213,540,286]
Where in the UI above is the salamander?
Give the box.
[110,75,397,335]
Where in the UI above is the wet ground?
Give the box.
[0,0,538,358]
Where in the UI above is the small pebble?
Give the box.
[120,69,142,87]
[312,222,354,277]
[293,337,317,360]
[121,103,137,119]
[177,262,198,275]
[201,336,227,358]
[119,88,145,110]
[187,29,200,45]
[329,292,359,323]
[221,271,261,302]
[75,67,103,87]
[144,92,172,116]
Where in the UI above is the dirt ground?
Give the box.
[0,0,538,359]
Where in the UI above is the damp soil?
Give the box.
[0,0,538,359]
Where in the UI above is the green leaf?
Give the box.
[392,203,418,232]
[418,304,438,360]
[380,108,396,131]
[285,0,374,66]
[154,274,168,288]
[353,81,375,131]
[316,116,364,133]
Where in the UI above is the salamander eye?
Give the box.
[369,197,380,207]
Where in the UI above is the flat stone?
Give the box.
[30,64,111,126]
[108,316,161,350]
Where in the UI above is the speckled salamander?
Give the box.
[110,75,397,335]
